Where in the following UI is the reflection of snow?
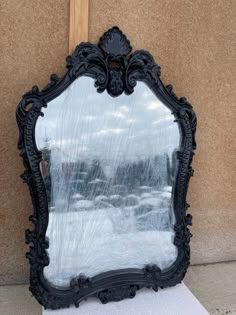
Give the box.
[88,178,105,184]
[141,192,153,199]
[71,200,93,210]
[139,197,163,207]
[71,193,83,201]
[95,195,108,202]
[44,186,177,287]
[44,210,177,287]
[163,186,172,193]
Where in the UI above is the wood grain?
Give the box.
[69,0,89,54]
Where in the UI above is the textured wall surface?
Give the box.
[0,0,70,285]
[0,0,235,284]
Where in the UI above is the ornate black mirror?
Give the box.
[16,27,196,309]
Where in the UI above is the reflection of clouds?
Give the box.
[109,112,126,119]
[35,77,180,164]
[95,128,126,136]
[84,115,96,121]
[119,106,129,112]
[152,117,173,125]
[147,101,161,110]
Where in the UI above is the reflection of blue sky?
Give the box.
[35,77,180,167]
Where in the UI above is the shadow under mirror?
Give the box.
[35,76,181,287]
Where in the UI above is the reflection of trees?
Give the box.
[41,137,52,204]
[86,159,106,182]
[115,158,156,189]
[115,155,172,192]
[59,159,107,198]
[42,149,179,201]
[170,149,178,185]
[166,154,171,186]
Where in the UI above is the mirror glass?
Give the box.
[35,76,180,287]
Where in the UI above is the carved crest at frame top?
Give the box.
[66,26,161,97]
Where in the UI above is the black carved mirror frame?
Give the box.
[16,26,197,310]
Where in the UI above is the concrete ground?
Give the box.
[0,261,235,315]
[185,261,236,315]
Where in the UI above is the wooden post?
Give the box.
[69,0,89,54]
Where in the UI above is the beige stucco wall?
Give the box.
[0,0,235,285]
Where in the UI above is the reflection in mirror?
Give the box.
[35,77,180,287]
